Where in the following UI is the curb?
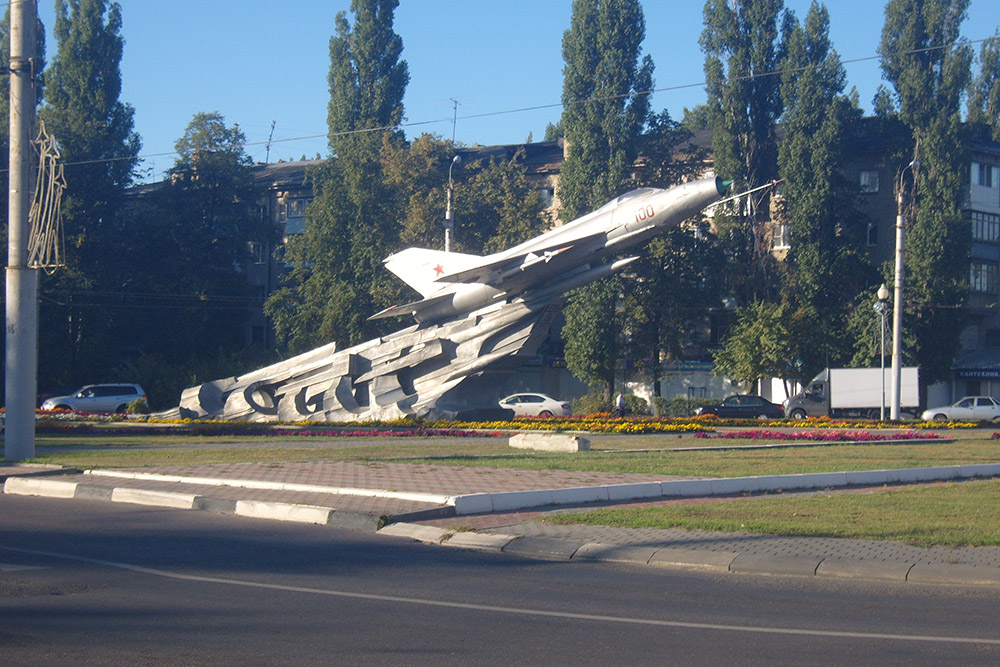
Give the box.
[377,521,1000,586]
[5,465,1000,587]
[450,463,1000,515]
[3,475,389,532]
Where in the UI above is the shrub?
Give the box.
[125,396,150,414]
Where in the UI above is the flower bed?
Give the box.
[693,429,941,442]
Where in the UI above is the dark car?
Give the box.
[694,395,784,419]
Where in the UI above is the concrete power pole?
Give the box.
[5,0,38,461]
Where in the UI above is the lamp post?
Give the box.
[890,159,918,420]
[444,154,460,252]
[874,283,890,421]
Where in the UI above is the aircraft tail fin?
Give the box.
[382,247,483,298]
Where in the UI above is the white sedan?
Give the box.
[921,396,1000,421]
[498,393,571,417]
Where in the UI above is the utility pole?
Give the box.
[5,0,38,461]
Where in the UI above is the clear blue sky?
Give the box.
[35,1,1000,183]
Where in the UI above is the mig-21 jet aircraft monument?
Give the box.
[163,176,731,422]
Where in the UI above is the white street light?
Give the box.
[444,154,460,252]
[890,159,918,420]
[874,283,890,421]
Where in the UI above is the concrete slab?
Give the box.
[233,500,331,525]
[816,558,913,582]
[502,536,583,560]
[379,523,451,543]
[443,531,517,551]
[908,563,1000,586]
[730,553,822,577]
[489,489,555,512]
[645,547,738,571]
[509,432,590,452]
[660,479,713,497]
[327,511,384,532]
[110,488,197,509]
[605,482,663,502]
[4,477,78,498]
[573,542,658,565]
[548,486,609,506]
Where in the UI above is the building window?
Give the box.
[971,211,1000,243]
[287,199,308,217]
[859,170,879,193]
[969,261,998,293]
[866,221,878,246]
[771,223,790,249]
[250,242,267,265]
[972,162,999,188]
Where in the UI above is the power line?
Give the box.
[5,36,997,175]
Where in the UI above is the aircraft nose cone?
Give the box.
[717,178,733,195]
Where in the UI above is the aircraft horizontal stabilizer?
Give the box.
[368,292,454,321]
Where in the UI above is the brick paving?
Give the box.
[7,458,1000,573]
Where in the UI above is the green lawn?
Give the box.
[23,430,1000,478]
[543,478,1000,548]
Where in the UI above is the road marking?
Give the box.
[2,544,999,646]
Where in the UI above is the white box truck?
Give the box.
[783,367,920,419]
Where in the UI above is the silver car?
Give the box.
[40,383,146,414]
[921,396,1000,422]
[498,393,571,417]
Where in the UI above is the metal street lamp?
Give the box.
[444,155,461,252]
[890,159,918,420]
[874,283,890,421]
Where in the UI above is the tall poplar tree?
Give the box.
[777,1,869,380]
[701,0,787,303]
[37,0,141,387]
[968,30,1000,137]
[268,0,408,350]
[557,0,653,401]
[878,0,972,385]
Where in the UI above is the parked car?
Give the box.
[921,396,1000,422]
[694,395,784,419]
[498,393,571,417]
[40,383,146,414]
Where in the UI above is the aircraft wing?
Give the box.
[435,230,608,285]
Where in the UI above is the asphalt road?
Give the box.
[2,495,1000,665]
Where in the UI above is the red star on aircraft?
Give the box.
[433,264,445,276]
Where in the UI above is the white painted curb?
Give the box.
[234,500,332,524]
[4,477,78,498]
[85,469,452,506]
[111,488,196,509]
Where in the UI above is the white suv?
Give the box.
[40,383,146,414]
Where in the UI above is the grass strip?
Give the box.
[24,433,1000,478]
[542,478,1000,547]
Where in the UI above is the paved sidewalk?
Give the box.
[3,460,1000,587]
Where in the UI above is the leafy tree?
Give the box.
[713,300,793,391]
[563,276,620,399]
[700,0,788,304]
[117,112,267,361]
[557,0,653,400]
[383,135,549,255]
[968,29,1000,138]
[621,228,727,389]
[268,0,409,350]
[878,0,973,385]
[776,1,872,381]
[36,0,141,388]
[558,0,652,219]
